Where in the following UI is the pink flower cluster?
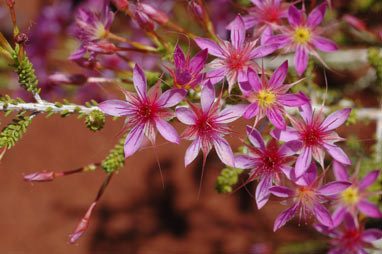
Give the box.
[54,0,380,249]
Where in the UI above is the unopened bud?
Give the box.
[189,0,205,23]
[15,33,28,45]
[135,11,155,32]
[343,14,366,31]
[85,41,118,54]
[23,170,60,182]
[85,110,105,132]
[69,202,97,244]
[139,3,168,25]
[6,0,15,7]
[48,73,87,86]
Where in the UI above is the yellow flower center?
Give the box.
[293,27,312,45]
[257,90,276,107]
[341,187,359,205]
[95,23,108,40]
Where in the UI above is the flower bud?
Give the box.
[85,41,118,54]
[69,202,97,244]
[23,170,59,182]
[48,73,88,86]
[138,3,168,25]
[343,14,366,31]
[85,110,105,132]
[135,11,155,32]
[189,0,205,23]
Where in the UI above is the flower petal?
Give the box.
[217,104,246,123]
[358,200,382,218]
[299,103,313,124]
[323,143,352,165]
[269,186,295,198]
[295,46,308,76]
[157,88,187,108]
[278,93,310,107]
[189,49,208,74]
[248,43,279,58]
[256,176,272,209]
[176,107,197,125]
[333,160,350,181]
[279,140,303,157]
[361,229,382,243]
[124,123,145,158]
[306,2,327,28]
[267,107,286,130]
[269,60,288,88]
[273,204,297,231]
[248,68,261,92]
[271,127,300,142]
[230,15,246,49]
[194,38,225,58]
[246,125,265,150]
[213,136,235,167]
[98,100,131,116]
[318,181,351,196]
[174,45,186,69]
[295,147,312,178]
[332,206,347,227]
[321,108,352,131]
[313,203,333,227]
[185,138,201,167]
[133,64,147,99]
[243,102,259,119]
[201,81,215,112]
[234,155,257,169]
[312,36,338,52]
[155,118,179,144]
[205,67,226,85]
[294,162,317,186]
[288,5,302,27]
[358,169,380,190]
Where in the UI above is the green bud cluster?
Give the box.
[101,136,126,174]
[368,48,382,86]
[11,50,40,94]
[0,114,32,150]
[85,110,105,132]
[215,167,244,194]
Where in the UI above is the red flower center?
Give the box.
[138,102,157,120]
[227,52,245,70]
[301,126,322,147]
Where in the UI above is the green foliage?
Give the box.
[85,110,105,132]
[0,114,32,150]
[101,136,126,174]
[215,167,244,194]
[11,49,40,94]
[368,48,382,88]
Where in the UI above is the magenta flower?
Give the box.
[271,3,338,76]
[271,103,352,177]
[270,163,351,231]
[99,64,187,158]
[165,45,208,89]
[175,81,246,167]
[194,15,279,93]
[70,0,114,60]
[242,60,309,130]
[314,213,382,254]
[234,125,302,209]
[331,161,382,227]
[227,0,288,34]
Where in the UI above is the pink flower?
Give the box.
[271,103,352,177]
[242,60,309,130]
[227,0,289,35]
[270,3,338,76]
[99,64,187,158]
[175,81,246,167]
[194,15,279,93]
[314,213,382,254]
[165,45,208,89]
[331,161,382,227]
[270,163,351,231]
[235,125,302,209]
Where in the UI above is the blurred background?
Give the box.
[0,0,381,253]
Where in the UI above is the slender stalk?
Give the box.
[108,32,158,52]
